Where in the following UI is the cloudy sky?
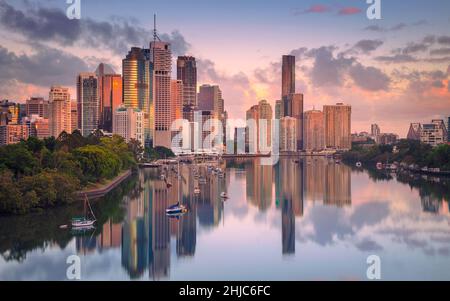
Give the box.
[0,0,449,136]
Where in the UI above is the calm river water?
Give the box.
[1,158,450,280]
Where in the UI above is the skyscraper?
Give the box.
[323,103,352,150]
[290,94,303,150]
[49,86,71,138]
[95,63,116,130]
[198,84,223,116]
[123,47,152,146]
[77,73,99,137]
[170,80,183,123]
[280,116,297,152]
[70,101,78,132]
[303,110,325,151]
[371,124,381,143]
[177,56,197,108]
[282,55,295,99]
[150,40,172,149]
[101,74,123,132]
[258,100,273,153]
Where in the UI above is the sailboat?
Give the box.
[166,160,188,217]
[72,194,96,228]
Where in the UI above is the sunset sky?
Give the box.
[0,0,449,136]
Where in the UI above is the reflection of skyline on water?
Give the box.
[1,158,450,280]
[74,158,355,278]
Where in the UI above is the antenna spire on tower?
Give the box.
[153,14,161,42]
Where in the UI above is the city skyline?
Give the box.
[1,0,449,137]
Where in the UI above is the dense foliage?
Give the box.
[0,131,138,215]
[343,139,450,170]
[145,146,175,160]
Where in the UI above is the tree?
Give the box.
[0,144,40,178]
[128,139,144,162]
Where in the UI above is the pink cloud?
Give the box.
[338,7,362,15]
[302,4,331,14]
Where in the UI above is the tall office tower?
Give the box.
[280,116,297,152]
[49,86,71,138]
[323,103,352,150]
[258,100,273,152]
[303,110,325,151]
[170,80,183,122]
[275,100,283,120]
[113,106,145,147]
[170,80,183,149]
[282,55,295,99]
[290,93,303,150]
[101,74,123,132]
[95,63,115,129]
[123,47,152,146]
[198,85,224,116]
[246,105,259,154]
[26,97,47,118]
[77,73,99,137]
[149,39,172,149]
[177,56,197,108]
[70,101,78,132]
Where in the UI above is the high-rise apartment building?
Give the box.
[280,116,297,152]
[113,106,145,147]
[77,73,99,137]
[304,110,325,151]
[323,103,352,150]
[177,56,197,108]
[49,86,71,138]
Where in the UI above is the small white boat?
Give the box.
[72,195,96,229]
[220,192,229,199]
[194,187,201,194]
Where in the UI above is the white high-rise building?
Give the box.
[48,86,71,138]
[113,106,145,147]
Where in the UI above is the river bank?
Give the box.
[77,169,133,200]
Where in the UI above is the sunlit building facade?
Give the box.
[323,103,352,150]
[49,86,71,138]
[304,109,325,151]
